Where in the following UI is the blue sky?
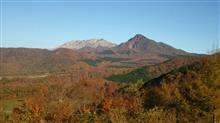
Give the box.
[1,0,219,53]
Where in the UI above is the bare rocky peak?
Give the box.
[117,34,190,56]
[59,39,117,50]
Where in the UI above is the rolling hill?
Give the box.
[0,48,87,76]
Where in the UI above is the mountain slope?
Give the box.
[139,53,220,122]
[58,39,116,50]
[0,48,88,76]
[98,53,220,123]
[106,56,199,83]
[115,34,190,56]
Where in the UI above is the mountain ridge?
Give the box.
[58,39,117,50]
[0,34,200,76]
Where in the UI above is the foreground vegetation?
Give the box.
[0,54,220,123]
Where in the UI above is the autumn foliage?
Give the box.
[0,53,220,123]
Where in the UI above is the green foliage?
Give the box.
[117,50,135,55]
[101,57,130,62]
[78,113,96,122]
[122,80,145,96]
[0,78,13,84]
[120,61,138,65]
[106,68,152,83]
[109,108,127,123]
[0,99,20,114]
[132,107,176,123]
[108,65,132,69]
[83,57,130,66]
[99,50,115,55]
[82,59,103,66]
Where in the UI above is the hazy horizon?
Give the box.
[1,0,219,53]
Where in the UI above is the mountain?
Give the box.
[58,39,117,50]
[57,34,192,57]
[96,34,196,68]
[116,34,190,56]
[0,34,199,76]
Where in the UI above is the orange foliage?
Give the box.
[101,97,113,112]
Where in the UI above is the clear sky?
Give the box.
[1,0,219,53]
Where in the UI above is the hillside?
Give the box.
[73,53,219,123]
[106,55,199,83]
[0,52,219,123]
[139,53,220,122]
[0,48,87,76]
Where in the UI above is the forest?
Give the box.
[0,53,219,123]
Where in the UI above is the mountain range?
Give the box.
[57,34,190,56]
[0,34,198,76]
